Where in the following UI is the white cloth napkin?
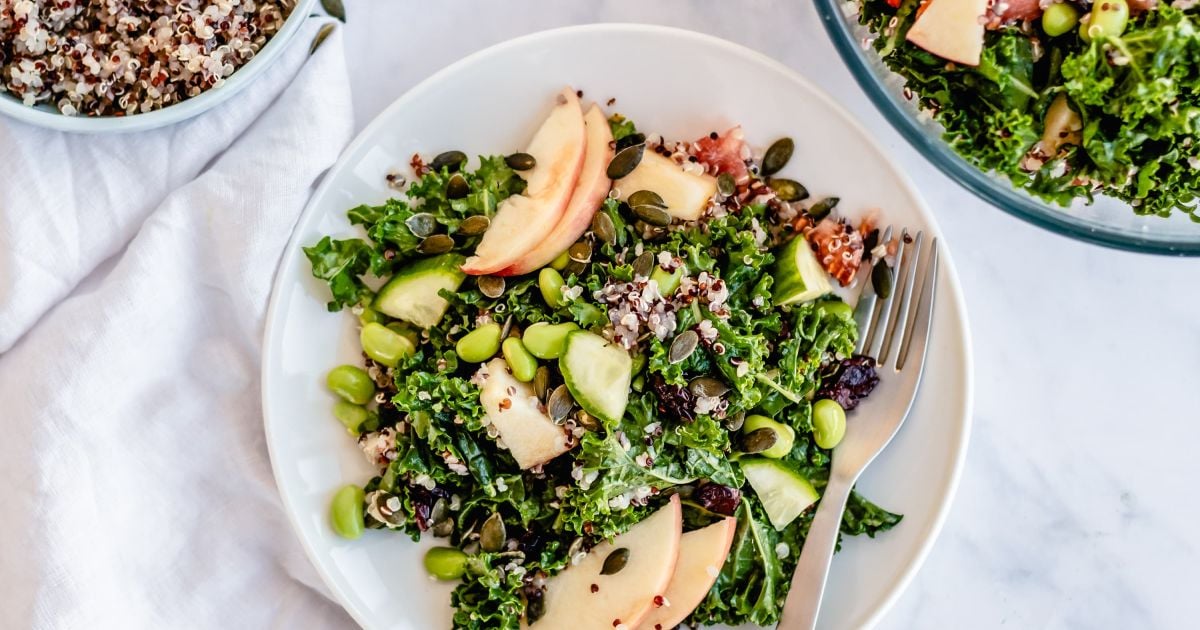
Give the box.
[0,19,357,628]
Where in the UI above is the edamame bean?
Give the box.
[521,322,579,359]
[326,365,375,405]
[630,352,647,376]
[333,401,370,434]
[330,485,365,540]
[550,250,571,271]
[742,415,796,459]
[649,266,684,297]
[812,399,847,450]
[424,547,468,580]
[502,337,538,382]
[815,300,854,321]
[539,268,566,308]
[1041,2,1080,37]
[456,323,502,362]
[1081,0,1127,41]
[361,322,415,367]
[358,305,385,325]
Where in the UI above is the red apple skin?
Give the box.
[498,104,614,277]
[461,88,586,276]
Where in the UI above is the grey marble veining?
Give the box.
[342,1,1200,627]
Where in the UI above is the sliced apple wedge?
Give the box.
[526,495,682,630]
[501,104,614,276]
[617,151,717,221]
[905,0,989,66]
[478,358,572,469]
[462,88,587,276]
[638,517,736,630]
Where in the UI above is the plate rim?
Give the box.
[261,22,975,630]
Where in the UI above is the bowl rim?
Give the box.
[814,0,1200,257]
[260,21,975,630]
[0,0,318,134]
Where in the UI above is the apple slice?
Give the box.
[478,358,572,469]
[462,88,587,275]
[617,151,717,221]
[500,104,614,276]
[527,495,682,630]
[638,517,737,630]
[905,0,989,67]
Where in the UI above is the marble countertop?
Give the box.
[340,1,1200,627]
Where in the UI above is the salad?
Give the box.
[304,88,901,629]
[860,0,1200,221]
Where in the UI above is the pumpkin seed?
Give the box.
[372,492,404,526]
[563,259,587,277]
[628,190,667,209]
[615,132,646,152]
[717,172,736,196]
[477,275,505,299]
[633,204,671,227]
[591,212,617,247]
[761,137,795,177]
[431,517,454,538]
[446,173,469,200]
[872,260,894,300]
[532,366,550,401]
[405,212,437,238]
[501,314,515,340]
[689,376,730,398]
[320,0,345,21]
[568,241,593,264]
[526,597,546,625]
[767,177,809,202]
[548,385,574,423]
[575,409,600,432]
[505,152,536,171]
[458,214,491,236]
[740,427,779,454]
[600,548,630,575]
[480,513,506,552]
[607,144,645,179]
[417,234,454,255]
[669,330,699,364]
[430,498,448,525]
[632,251,655,278]
[430,150,468,173]
[807,197,840,222]
[309,23,335,55]
[725,410,747,432]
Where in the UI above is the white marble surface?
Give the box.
[338,1,1200,627]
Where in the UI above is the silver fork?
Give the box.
[778,228,940,630]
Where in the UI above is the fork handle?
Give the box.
[778,472,856,630]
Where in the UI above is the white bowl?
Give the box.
[0,0,316,134]
[262,24,975,630]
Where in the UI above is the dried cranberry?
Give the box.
[522,577,547,624]
[408,484,449,531]
[517,528,546,559]
[817,356,880,411]
[695,482,740,516]
[650,374,695,423]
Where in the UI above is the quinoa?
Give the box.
[0,0,296,116]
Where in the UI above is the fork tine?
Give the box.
[853,226,891,354]
[897,238,939,370]
[879,230,924,367]
[866,226,904,359]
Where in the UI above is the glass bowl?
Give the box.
[815,0,1200,256]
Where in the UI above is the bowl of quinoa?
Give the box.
[0,0,315,133]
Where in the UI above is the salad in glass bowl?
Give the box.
[818,0,1200,253]
[303,88,902,629]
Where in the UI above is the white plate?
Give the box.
[263,24,974,630]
